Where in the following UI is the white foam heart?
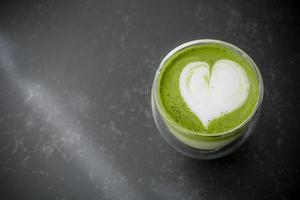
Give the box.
[179,59,250,129]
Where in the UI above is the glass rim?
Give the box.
[152,39,264,137]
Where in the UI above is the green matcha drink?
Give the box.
[152,40,263,155]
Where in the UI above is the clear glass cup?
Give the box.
[151,39,264,159]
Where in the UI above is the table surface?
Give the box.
[0,1,299,199]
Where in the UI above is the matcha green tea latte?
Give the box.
[151,40,263,159]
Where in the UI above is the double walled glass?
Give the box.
[151,39,264,159]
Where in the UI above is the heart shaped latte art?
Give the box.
[179,59,250,129]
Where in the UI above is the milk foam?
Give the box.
[179,59,250,128]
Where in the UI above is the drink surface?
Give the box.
[158,43,260,134]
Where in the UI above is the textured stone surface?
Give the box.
[0,0,299,199]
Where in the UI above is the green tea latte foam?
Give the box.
[153,40,263,151]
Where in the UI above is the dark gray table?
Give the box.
[0,1,299,199]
